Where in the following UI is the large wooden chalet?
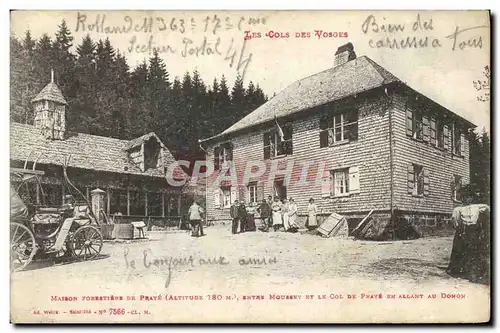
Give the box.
[10,73,191,225]
[200,43,475,236]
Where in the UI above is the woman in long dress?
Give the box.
[307,198,319,231]
[282,198,290,231]
[287,198,299,233]
[246,202,257,232]
[271,197,283,232]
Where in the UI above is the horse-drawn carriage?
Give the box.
[10,155,103,272]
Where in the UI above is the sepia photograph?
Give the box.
[9,10,491,323]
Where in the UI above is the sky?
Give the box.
[10,10,491,132]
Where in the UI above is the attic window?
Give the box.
[144,138,161,171]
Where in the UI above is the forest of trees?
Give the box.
[10,20,268,160]
[10,21,490,203]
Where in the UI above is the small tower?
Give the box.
[31,70,68,140]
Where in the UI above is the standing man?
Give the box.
[188,200,204,237]
[257,198,271,232]
[230,200,240,234]
[238,200,248,233]
[267,195,274,230]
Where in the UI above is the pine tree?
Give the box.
[147,49,170,133]
[73,34,97,133]
[130,60,149,136]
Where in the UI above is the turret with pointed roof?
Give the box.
[32,70,67,140]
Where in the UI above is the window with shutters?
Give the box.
[221,187,232,208]
[333,169,349,196]
[452,124,465,157]
[323,166,360,198]
[247,183,257,204]
[214,142,233,171]
[452,175,463,201]
[436,120,445,149]
[319,109,358,148]
[408,164,429,197]
[412,110,424,140]
[263,123,293,159]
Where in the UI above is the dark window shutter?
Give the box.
[347,109,359,141]
[430,117,436,146]
[406,103,413,137]
[423,169,430,196]
[443,125,450,151]
[422,116,430,142]
[407,164,415,194]
[460,133,465,156]
[284,124,293,155]
[263,132,271,159]
[256,181,264,202]
[227,142,233,161]
[319,114,330,148]
[214,146,220,170]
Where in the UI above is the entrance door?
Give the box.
[273,178,287,201]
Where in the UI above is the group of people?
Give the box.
[229,200,258,234]
[230,196,320,234]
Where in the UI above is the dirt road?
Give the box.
[11,226,490,323]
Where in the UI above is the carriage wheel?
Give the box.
[70,226,103,261]
[10,222,36,272]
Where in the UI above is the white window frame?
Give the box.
[218,144,232,168]
[248,184,257,204]
[413,164,424,196]
[325,112,358,145]
[221,187,232,208]
[332,168,349,197]
[269,132,286,158]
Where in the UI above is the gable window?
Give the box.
[452,175,463,201]
[263,123,293,159]
[247,183,257,204]
[407,163,429,197]
[214,142,233,171]
[320,109,358,147]
[144,138,161,171]
[321,166,360,198]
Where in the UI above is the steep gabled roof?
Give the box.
[204,56,400,140]
[201,54,475,143]
[10,123,187,180]
[32,82,67,105]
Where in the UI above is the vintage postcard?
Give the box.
[9,10,490,323]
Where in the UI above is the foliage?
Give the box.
[10,23,268,159]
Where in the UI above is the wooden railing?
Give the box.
[110,214,184,230]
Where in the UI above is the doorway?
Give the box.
[273,178,287,201]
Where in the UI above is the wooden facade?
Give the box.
[203,86,473,234]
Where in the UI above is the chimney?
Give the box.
[334,42,356,67]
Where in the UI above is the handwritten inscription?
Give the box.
[75,12,267,35]
[361,13,488,51]
[123,247,277,288]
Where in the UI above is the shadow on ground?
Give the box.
[364,258,452,281]
[20,254,110,272]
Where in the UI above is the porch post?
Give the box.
[36,185,40,205]
[62,183,65,204]
[126,189,130,215]
[177,195,181,215]
[145,191,148,216]
[107,189,111,215]
[162,192,165,217]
